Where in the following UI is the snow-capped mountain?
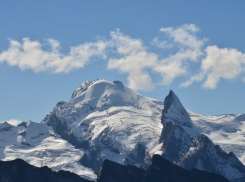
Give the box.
[158,91,245,181]
[41,79,164,173]
[1,79,245,181]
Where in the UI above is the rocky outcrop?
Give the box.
[0,122,13,132]
[124,143,146,167]
[43,112,90,149]
[80,126,121,173]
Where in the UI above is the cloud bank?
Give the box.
[1,24,245,90]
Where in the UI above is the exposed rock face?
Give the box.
[43,112,90,149]
[161,90,193,128]
[160,122,192,162]
[79,146,104,174]
[124,143,146,167]
[159,91,245,182]
[145,155,229,182]
[71,79,102,99]
[0,122,13,132]
[0,159,91,182]
[79,126,121,173]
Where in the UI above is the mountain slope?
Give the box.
[0,121,96,180]
[42,79,164,173]
[158,91,245,182]
[189,111,245,165]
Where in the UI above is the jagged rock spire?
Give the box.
[161,90,193,128]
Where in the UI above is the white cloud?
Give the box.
[180,72,205,88]
[181,46,245,89]
[154,58,187,85]
[107,30,158,91]
[0,38,108,73]
[2,24,244,91]
[1,119,22,126]
[150,37,173,49]
[159,24,206,50]
[153,24,206,85]
[107,25,207,90]
[0,25,206,91]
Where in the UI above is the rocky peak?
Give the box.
[113,80,123,85]
[161,90,193,128]
[71,79,102,99]
[0,121,13,132]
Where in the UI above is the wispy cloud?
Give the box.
[1,119,22,126]
[150,38,172,49]
[159,24,206,50]
[1,24,245,91]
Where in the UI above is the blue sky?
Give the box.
[1,0,245,123]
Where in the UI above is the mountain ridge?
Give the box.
[0,155,229,182]
[0,158,92,182]
[97,154,229,182]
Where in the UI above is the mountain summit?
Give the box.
[162,90,193,128]
[69,79,144,108]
